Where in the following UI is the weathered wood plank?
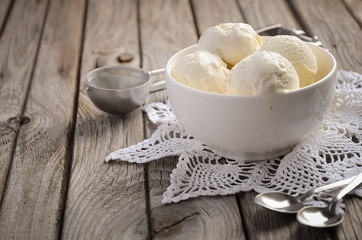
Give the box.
[191,0,244,34]
[0,0,48,203]
[290,0,362,72]
[289,2,362,238]
[140,0,245,239]
[0,0,85,238]
[0,0,12,36]
[234,1,335,239]
[342,0,362,28]
[62,0,148,239]
[237,0,300,29]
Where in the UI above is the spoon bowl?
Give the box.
[297,172,362,227]
[297,206,344,228]
[254,192,304,213]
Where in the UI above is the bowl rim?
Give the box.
[165,44,337,98]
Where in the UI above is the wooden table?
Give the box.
[0,0,361,239]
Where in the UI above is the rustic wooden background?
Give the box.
[0,0,361,239]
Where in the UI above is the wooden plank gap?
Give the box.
[137,0,144,69]
[285,0,316,36]
[143,163,153,240]
[234,0,248,23]
[57,0,89,239]
[193,0,245,34]
[341,0,362,29]
[19,0,51,118]
[189,0,201,38]
[235,194,250,239]
[0,0,14,40]
[139,0,150,220]
[237,0,300,30]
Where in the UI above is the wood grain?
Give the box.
[290,0,362,72]
[0,0,85,238]
[191,0,245,34]
[0,0,48,203]
[140,0,245,239]
[237,0,300,29]
[342,0,362,28]
[0,0,12,36]
[0,0,359,239]
[61,0,148,239]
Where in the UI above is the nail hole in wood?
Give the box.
[58,67,64,75]
[0,70,4,80]
[95,58,100,68]
[117,53,133,63]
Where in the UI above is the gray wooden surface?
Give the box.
[0,0,361,239]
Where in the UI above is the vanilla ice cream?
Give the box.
[227,51,299,95]
[171,51,229,94]
[259,35,317,87]
[197,23,262,66]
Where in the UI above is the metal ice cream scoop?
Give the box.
[85,66,165,115]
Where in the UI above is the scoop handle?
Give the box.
[299,175,357,201]
[148,68,166,93]
[328,172,362,211]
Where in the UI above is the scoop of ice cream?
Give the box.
[197,23,262,66]
[259,35,317,87]
[227,51,299,95]
[172,51,229,94]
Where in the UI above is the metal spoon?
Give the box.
[254,175,356,213]
[297,172,362,228]
[85,66,165,115]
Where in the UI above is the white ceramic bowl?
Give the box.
[165,43,337,161]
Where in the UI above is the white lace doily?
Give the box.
[106,70,362,207]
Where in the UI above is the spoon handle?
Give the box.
[148,68,166,93]
[328,172,362,211]
[299,175,357,201]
